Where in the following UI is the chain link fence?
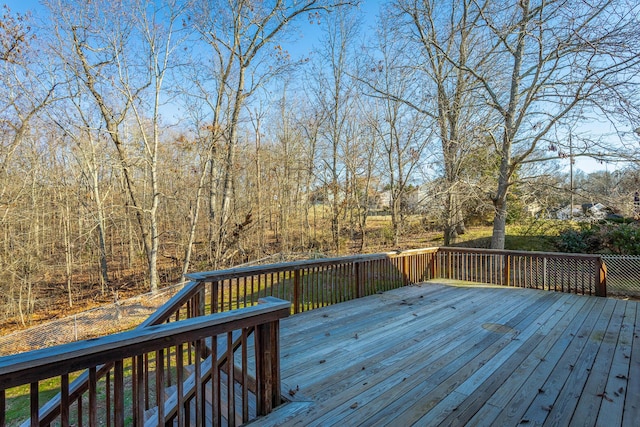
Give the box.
[0,282,187,356]
[602,255,640,297]
[0,253,327,357]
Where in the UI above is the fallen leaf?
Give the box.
[618,387,624,394]
[597,392,613,402]
[616,374,627,379]
[288,389,297,396]
[538,388,545,394]
[520,420,530,424]
[319,359,326,364]
[350,402,358,409]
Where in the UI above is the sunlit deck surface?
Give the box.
[260,281,639,426]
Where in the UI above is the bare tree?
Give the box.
[48,0,189,291]
[360,9,436,246]
[445,0,640,249]
[308,5,362,252]
[191,0,353,263]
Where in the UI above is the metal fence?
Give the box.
[0,254,326,357]
[602,254,640,297]
[0,282,187,356]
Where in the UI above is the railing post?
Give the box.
[293,270,300,314]
[255,319,281,416]
[597,257,607,297]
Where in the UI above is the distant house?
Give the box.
[556,204,582,220]
[555,202,622,221]
[524,201,543,218]
[582,203,607,220]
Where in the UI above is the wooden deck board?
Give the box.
[475,293,594,426]
[622,301,640,427]
[596,300,637,427]
[258,282,640,426]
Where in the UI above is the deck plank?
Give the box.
[281,286,501,389]
[475,294,595,426]
[394,293,574,426]
[444,292,589,426]
[514,295,609,426]
[284,290,534,426]
[596,300,637,427]
[249,282,639,427]
[622,301,640,427]
[344,291,562,426]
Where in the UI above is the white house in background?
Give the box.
[556,204,583,220]
[583,203,608,220]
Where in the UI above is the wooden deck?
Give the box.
[256,281,639,426]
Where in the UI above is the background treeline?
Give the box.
[1,0,640,324]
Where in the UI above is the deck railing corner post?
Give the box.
[597,257,607,297]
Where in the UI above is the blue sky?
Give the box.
[1,0,623,174]
[4,0,41,14]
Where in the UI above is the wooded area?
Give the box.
[1,0,640,324]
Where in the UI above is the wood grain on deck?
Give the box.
[255,282,639,426]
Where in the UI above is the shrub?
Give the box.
[556,222,640,255]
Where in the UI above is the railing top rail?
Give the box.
[139,280,200,328]
[185,247,440,282]
[0,297,290,390]
[437,246,604,260]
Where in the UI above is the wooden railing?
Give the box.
[434,247,607,297]
[0,247,607,426]
[0,297,289,427]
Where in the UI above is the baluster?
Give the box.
[176,343,185,427]
[1,390,6,427]
[76,394,83,427]
[211,333,220,427]
[242,328,249,423]
[194,340,202,427]
[88,367,97,427]
[135,355,144,423]
[227,332,235,426]
[106,370,111,427]
[293,270,300,314]
[243,276,248,308]
[30,382,39,426]
[61,374,69,427]
[114,360,124,427]
[156,349,165,424]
